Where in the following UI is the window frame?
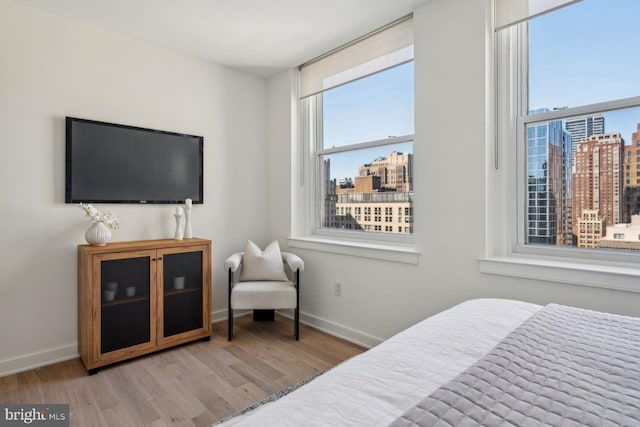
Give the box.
[511,22,640,262]
[291,64,419,264]
[303,63,416,246]
[481,6,640,291]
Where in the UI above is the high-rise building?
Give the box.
[526,113,571,245]
[565,114,605,168]
[323,159,337,229]
[572,133,624,238]
[358,151,413,192]
[563,115,605,239]
[623,123,640,222]
[327,151,413,234]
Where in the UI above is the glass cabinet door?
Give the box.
[96,251,155,356]
[160,247,205,340]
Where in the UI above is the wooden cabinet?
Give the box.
[78,238,212,374]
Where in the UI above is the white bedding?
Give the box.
[217,299,541,426]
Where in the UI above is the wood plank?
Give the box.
[66,382,111,427]
[16,369,43,404]
[187,345,250,388]
[33,364,72,405]
[103,364,162,425]
[191,410,218,427]
[0,372,17,393]
[224,345,285,381]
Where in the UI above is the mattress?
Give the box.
[390,303,640,426]
[215,298,542,426]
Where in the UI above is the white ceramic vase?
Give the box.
[174,212,184,240]
[85,221,112,246]
[184,206,193,239]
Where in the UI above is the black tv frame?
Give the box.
[65,117,203,204]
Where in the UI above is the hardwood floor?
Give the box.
[0,315,365,426]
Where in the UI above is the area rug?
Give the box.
[210,372,323,426]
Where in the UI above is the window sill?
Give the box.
[288,236,420,264]
[478,255,640,294]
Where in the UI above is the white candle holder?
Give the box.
[184,199,193,239]
[174,207,184,240]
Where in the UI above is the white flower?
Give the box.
[78,203,120,230]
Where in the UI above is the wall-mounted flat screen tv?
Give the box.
[65,117,203,204]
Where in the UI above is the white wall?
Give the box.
[0,0,269,375]
[267,0,640,347]
[266,72,295,240]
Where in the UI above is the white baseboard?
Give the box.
[0,344,78,377]
[214,308,382,348]
[212,307,229,323]
[212,308,250,323]
[297,312,382,349]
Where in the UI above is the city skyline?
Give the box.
[323,143,413,182]
[524,0,640,250]
[323,148,413,234]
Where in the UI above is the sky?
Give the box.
[322,62,414,180]
[529,0,640,144]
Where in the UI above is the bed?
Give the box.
[214,298,640,426]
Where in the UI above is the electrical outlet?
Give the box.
[334,281,343,297]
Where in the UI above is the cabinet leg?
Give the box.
[88,368,98,375]
[201,336,211,342]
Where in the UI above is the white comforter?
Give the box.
[218,298,542,426]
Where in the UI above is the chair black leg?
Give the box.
[295,269,300,340]
[228,268,233,341]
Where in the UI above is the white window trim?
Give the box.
[480,17,640,293]
[288,236,419,265]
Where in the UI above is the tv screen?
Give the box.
[65,117,203,204]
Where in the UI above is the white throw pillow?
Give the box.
[240,240,288,282]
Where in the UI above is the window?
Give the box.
[299,17,414,241]
[385,207,393,222]
[498,0,640,257]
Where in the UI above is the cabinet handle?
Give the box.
[158,257,162,260]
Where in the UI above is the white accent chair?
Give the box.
[224,251,304,341]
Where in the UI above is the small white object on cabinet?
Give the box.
[184,198,193,238]
[174,207,184,240]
